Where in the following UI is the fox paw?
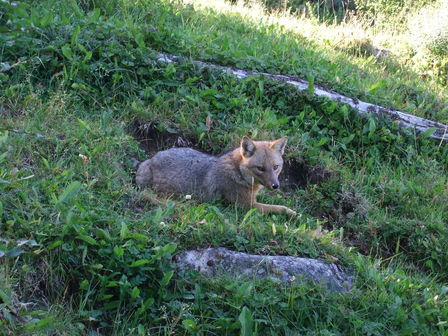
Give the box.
[279,206,296,216]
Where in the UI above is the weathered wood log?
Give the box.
[156,52,448,142]
[174,247,354,292]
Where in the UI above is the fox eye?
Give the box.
[273,165,279,170]
[256,166,265,172]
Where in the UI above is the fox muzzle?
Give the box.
[264,172,280,190]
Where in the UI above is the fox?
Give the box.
[134,136,296,216]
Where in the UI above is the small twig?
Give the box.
[438,126,447,149]
[80,90,104,108]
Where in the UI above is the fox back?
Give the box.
[135,147,219,200]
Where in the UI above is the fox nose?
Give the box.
[272,183,279,189]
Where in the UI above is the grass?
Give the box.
[1,0,448,334]
[144,0,448,122]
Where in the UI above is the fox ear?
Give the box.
[270,136,288,154]
[241,136,256,157]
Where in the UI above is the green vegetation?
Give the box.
[148,0,448,122]
[1,0,447,335]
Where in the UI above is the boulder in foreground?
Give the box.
[174,247,354,292]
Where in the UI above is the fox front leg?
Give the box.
[233,192,297,216]
[253,202,297,216]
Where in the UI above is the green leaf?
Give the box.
[160,270,174,287]
[41,11,53,27]
[182,319,198,331]
[25,317,53,330]
[95,229,111,241]
[341,134,355,144]
[142,297,154,308]
[80,279,89,290]
[113,246,123,257]
[420,127,436,138]
[159,243,177,257]
[120,222,129,239]
[241,208,257,226]
[200,89,218,97]
[89,8,101,23]
[102,300,120,310]
[84,51,93,62]
[0,151,8,164]
[368,118,376,138]
[165,127,177,134]
[76,235,97,246]
[135,33,145,49]
[367,79,387,93]
[61,44,73,60]
[316,137,328,146]
[47,240,64,250]
[239,306,254,336]
[137,297,154,315]
[307,74,314,95]
[0,131,8,145]
[77,118,92,132]
[101,294,114,300]
[0,289,13,308]
[131,286,140,299]
[129,259,151,268]
[71,26,81,46]
[90,264,103,270]
[237,282,253,300]
[127,233,148,243]
[57,181,82,204]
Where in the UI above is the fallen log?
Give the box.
[174,247,354,292]
[156,52,448,142]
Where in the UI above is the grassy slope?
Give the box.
[1,0,448,335]
[147,0,448,123]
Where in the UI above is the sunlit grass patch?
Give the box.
[171,0,448,121]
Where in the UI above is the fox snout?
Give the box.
[248,168,281,190]
[263,171,280,190]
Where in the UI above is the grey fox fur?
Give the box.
[134,136,296,216]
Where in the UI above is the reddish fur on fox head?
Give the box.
[239,136,287,190]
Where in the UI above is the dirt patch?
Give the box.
[130,120,333,191]
[131,120,194,156]
[0,104,24,118]
[281,158,334,191]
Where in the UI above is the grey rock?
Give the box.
[174,247,354,292]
